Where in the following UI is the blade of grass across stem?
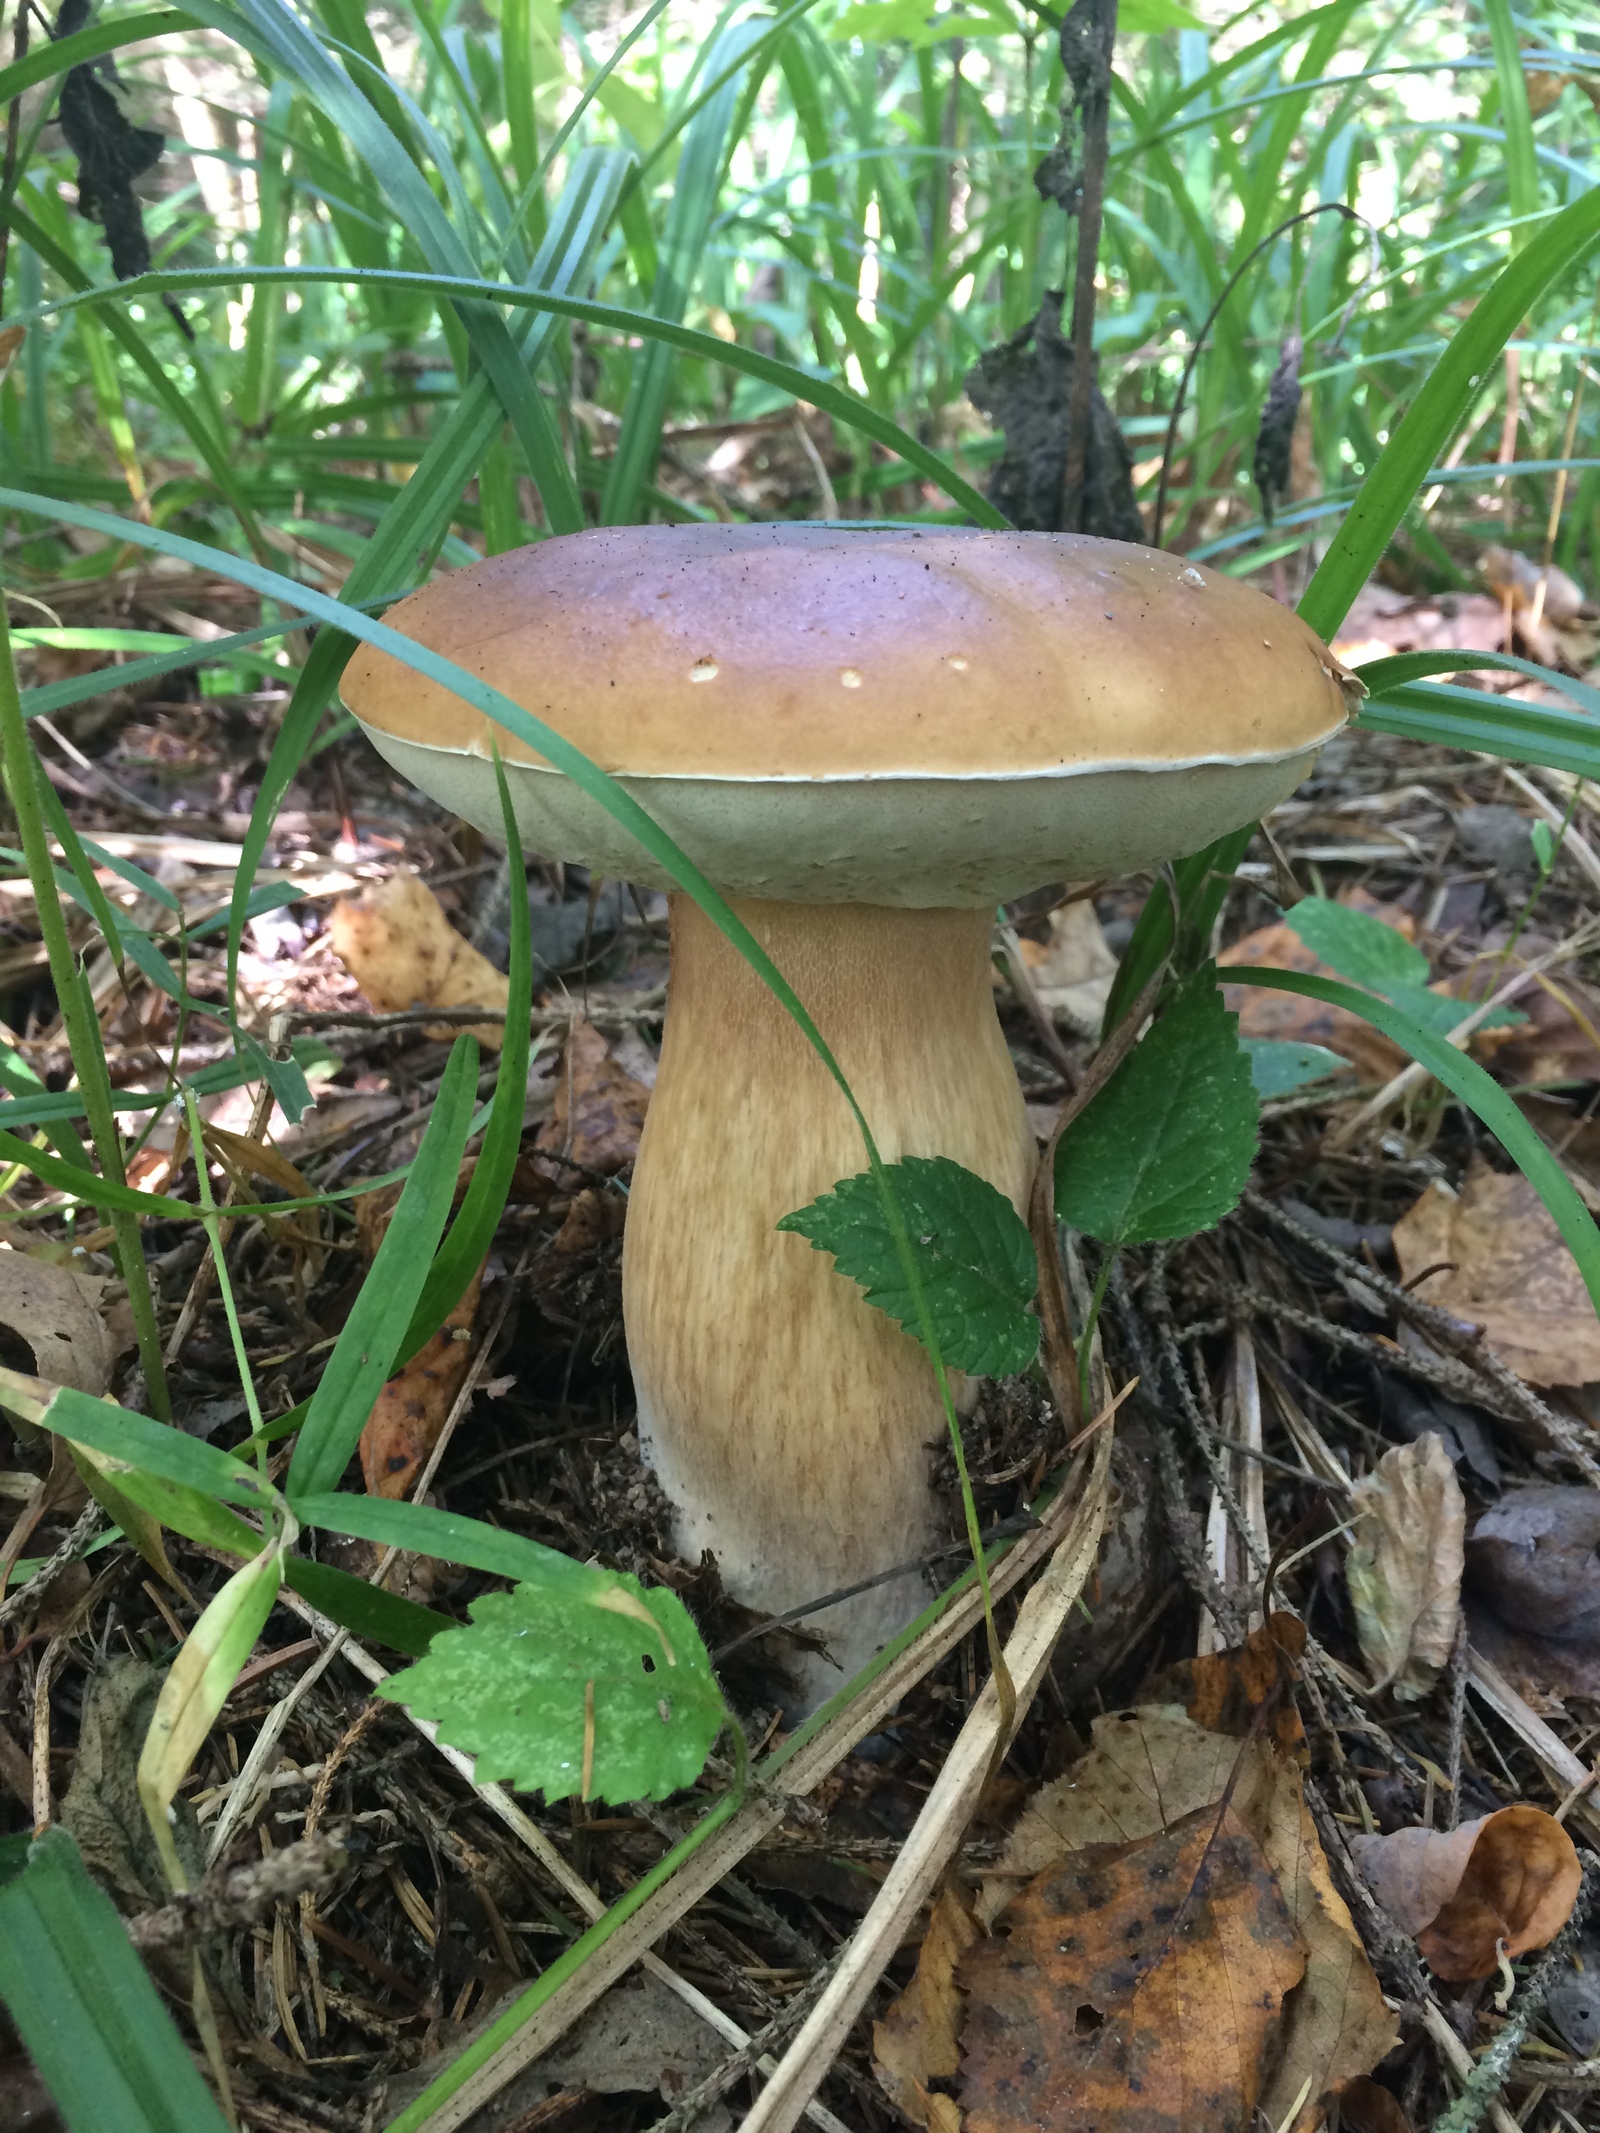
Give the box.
[0,476,1006,1730]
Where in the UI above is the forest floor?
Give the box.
[6,522,1600,2133]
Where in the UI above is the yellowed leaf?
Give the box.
[1350,1803,1582,1982]
[1346,1434,1464,1699]
[873,1884,980,2130]
[328,872,509,1046]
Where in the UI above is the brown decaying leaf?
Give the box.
[0,1250,116,1396]
[535,1018,651,1177]
[1350,1804,1582,1981]
[1346,1434,1464,1700]
[1147,1612,1308,1762]
[327,872,510,1046]
[959,1803,1307,2133]
[1393,1158,1600,1387]
[1014,902,1118,1037]
[359,1265,483,1500]
[970,1688,1395,2133]
[1339,2076,1416,2133]
[872,1885,976,2133]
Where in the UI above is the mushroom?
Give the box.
[342,525,1355,1706]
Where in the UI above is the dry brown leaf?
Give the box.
[535,1018,651,1176]
[959,1803,1307,2133]
[1339,2077,1416,2133]
[359,1264,483,1500]
[1393,1158,1600,1386]
[1219,914,1409,1083]
[872,1885,977,2133]
[0,1251,116,1396]
[327,872,510,1045]
[553,1187,628,1256]
[1015,903,1118,1036]
[1350,1803,1582,1981]
[1346,1434,1464,1699]
[977,1675,1396,2130]
[1148,1612,1308,1762]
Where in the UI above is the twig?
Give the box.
[0,1498,102,1631]
[128,1831,346,1950]
[1058,0,1116,529]
[736,1418,1115,2133]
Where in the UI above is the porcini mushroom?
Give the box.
[342,525,1355,1706]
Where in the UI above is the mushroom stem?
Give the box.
[625,896,1036,1707]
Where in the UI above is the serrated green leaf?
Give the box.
[1241,1038,1352,1098]
[777,1155,1039,1376]
[1057,970,1259,1246]
[376,1579,725,1804]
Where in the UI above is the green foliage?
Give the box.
[0,1828,231,2133]
[779,1154,1040,1375]
[1284,896,1523,1040]
[1241,1037,1351,1097]
[1058,971,1259,1247]
[375,1578,726,1805]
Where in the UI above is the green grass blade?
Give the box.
[0,1829,231,2133]
[1356,682,1600,779]
[1227,967,1600,1311]
[287,1038,479,1498]
[398,758,533,1363]
[1483,0,1539,249]
[290,1490,615,1596]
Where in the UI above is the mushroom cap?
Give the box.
[343,524,1357,906]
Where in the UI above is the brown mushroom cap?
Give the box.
[343,524,1356,905]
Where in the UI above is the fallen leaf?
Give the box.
[1338,2076,1416,2133]
[1392,1158,1600,1386]
[1147,1612,1308,1762]
[328,872,510,1046]
[0,1250,115,1396]
[1464,1487,1600,1703]
[553,1187,628,1256]
[1452,964,1600,1088]
[959,1804,1307,2133]
[1468,1487,1600,1644]
[535,1018,651,1176]
[872,1884,977,2132]
[1350,1804,1582,1981]
[1346,1435,1464,1699]
[977,1696,1396,2131]
[359,1265,483,1499]
[1016,902,1118,1036]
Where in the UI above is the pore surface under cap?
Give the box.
[341,523,1353,779]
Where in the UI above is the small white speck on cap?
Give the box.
[947,654,970,672]
[840,667,863,688]
[1262,639,1272,648]
[689,658,719,683]
[1181,566,1205,587]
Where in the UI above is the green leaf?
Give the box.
[778,1154,1039,1376]
[1284,899,1524,1038]
[376,1578,725,1804]
[1227,967,1600,1317]
[1241,1038,1351,1098]
[1119,0,1204,27]
[1285,896,1429,994]
[0,1827,231,2133]
[1058,970,1259,1246]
